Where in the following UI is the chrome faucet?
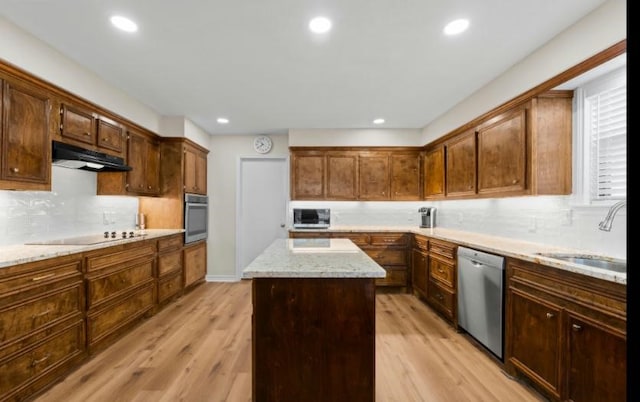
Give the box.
[598,200,626,231]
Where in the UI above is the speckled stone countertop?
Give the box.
[243,238,387,279]
[290,225,626,285]
[0,229,185,269]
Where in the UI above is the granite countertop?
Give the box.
[0,229,185,269]
[242,238,387,279]
[290,225,626,285]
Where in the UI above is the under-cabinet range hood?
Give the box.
[52,140,132,172]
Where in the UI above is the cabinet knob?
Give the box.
[148,185,152,189]
[102,137,109,142]
[546,312,555,319]
[85,132,91,136]
[512,179,518,184]
[9,167,19,173]
[572,324,582,332]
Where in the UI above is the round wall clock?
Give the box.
[253,135,273,154]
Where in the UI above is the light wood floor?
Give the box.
[34,281,547,402]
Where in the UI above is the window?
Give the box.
[574,65,626,205]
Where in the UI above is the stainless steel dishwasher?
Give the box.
[457,246,505,360]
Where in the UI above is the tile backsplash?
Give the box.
[290,196,627,260]
[0,167,138,246]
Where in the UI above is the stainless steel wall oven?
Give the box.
[184,193,208,243]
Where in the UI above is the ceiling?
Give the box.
[0,0,608,136]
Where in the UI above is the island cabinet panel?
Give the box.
[445,128,477,197]
[84,241,157,354]
[0,75,52,191]
[326,152,358,200]
[252,278,376,402]
[358,152,390,200]
[0,254,85,402]
[423,145,445,199]
[390,151,422,200]
[505,257,626,402]
[291,150,325,199]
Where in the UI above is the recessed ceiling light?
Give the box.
[373,118,385,125]
[309,17,332,34]
[110,15,138,33]
[443,18,469,36]
[217,117,229,124]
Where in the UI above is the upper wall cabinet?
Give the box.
[290,148,422,201]
[0,75,52,191]
[424,90,573,200]
[58,103,126,158]
[423,145,444,198]
[183,142,208,195]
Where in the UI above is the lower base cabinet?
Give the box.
[505,257,626,402]
[184,241,207,289]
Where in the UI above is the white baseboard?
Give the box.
[205,274,241,282]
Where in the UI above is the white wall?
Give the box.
[158,116,211,150]
[421,0,626,144]
[206,134,289,278]
[289,129,422,147]
[0,17,162,134]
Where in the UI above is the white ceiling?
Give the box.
[0,0,608,135]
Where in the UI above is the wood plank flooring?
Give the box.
[33,281,547,402]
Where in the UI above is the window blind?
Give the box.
[587,84,626,201]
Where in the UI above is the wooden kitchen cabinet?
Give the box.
[183,142,207,195]
[0,75,52,191]
[390,151,422,200]
[326,151,358,200]
[358,152,390,200]
[156,234,184,307]
[184,241,207,290]
[0,254,86,402]
[58,103,126,158]
[505,257,626,402]
[446,129,476,197]
[423,145,445,199]
[291,150,325,199]
[411,235,429,300]
[84,240,156,354]
[426,238,458,326]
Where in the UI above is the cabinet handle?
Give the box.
[438,268,444,273]
[9,167,19,173]
[31,273,56,281]
[572,324,582,332]
[31,309,51,319]
[546,312,555,319]
[31,354,50,367]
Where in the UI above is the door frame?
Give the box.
[235,155,290,280]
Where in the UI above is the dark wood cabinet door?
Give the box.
[291,151,325,199]
[424,145,444,198]
[358,153,389,200]
[146,139,161,194]
[183,145,197,193]
[390,152,421,200]
[195,151,207,194]
[412,248,428,299]
[326,152,358,200]
[96,117,124,155]
[60,103,96,146]
[184,241,206,288]
[126,131,147,193]
[446,129,476,196]
[507,289,562,398]
[567,315,626,402]
[1,78,51,187]
[477,106,527,195]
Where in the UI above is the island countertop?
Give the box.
[242,238,387,279]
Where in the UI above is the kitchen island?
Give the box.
[243,238,386,402]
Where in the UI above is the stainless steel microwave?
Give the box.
[292,208,330,229]
[184,193,208,243]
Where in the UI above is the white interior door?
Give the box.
[236,157,288,277]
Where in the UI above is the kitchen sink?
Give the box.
[535,253,626,273]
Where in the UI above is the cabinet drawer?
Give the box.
[86,260,154,309]
[0,284,83,347]
[85,243,156,272]
[0,257,82,295]
[365,249,407,266]
[158,250,182,277]
[158,272,183,304]
[429,256,455,288]
[427,279,455,320]
[331,232,370,247]
[369,233,408,247]
[429,239,456,260]
[289,232,327,239]
[375,266,407,287]
[0,319,85,398]
[87,284,155,347]
[158,234,183,253]
[413,235,428,251]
